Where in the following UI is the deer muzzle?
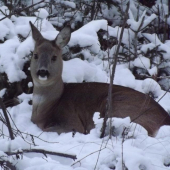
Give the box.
[37,69,49,81]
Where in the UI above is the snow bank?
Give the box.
[1,95,169,170]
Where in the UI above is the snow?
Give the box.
[142,78,162,97]
[142,33,170,60]
[2,96,170,170]
[0,6,9,16]
[0,17,16,40]
[0,21,10,41]
[63,58,107,83]
[0,88,6,97]
[1,6,170,170]
[69,20,108,53]
[114,64,136,89]
[0,37,27,82]
[133,55,150,69]
[140,43,156,53]
[108,26,130,46]
[128,10,157,32]
[142,33,162,45]
[34,8,49,19]
[148,66,157,76]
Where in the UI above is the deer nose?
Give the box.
[37,69,49,77]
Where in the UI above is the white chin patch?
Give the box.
[39,76,47,81]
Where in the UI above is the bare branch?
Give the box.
[5,149,77,160]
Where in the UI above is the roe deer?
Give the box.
[29,21,170,136]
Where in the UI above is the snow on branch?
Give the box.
[69,20,108,53]
[127,10,157,32]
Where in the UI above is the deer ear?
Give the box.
[29,21,43,42]
[55,26,71,48]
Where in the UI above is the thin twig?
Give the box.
[94,137,106,170]
[71,148,106,166]
[0,98,14,140]
[157,90,169,103]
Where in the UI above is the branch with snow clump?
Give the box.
[127,10,157,32]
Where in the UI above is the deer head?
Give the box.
[29,22,71,86]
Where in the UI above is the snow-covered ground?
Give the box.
[1,6,170,170]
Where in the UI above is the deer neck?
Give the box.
[31,77,64,127]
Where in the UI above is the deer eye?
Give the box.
[51,55,57,61]
[34,54,38,59]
